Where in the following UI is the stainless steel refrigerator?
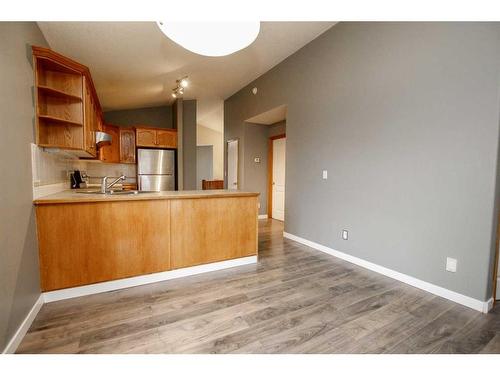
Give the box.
[137,148,176,191]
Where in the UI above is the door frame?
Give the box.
[267,133,286,219]
[226,138,240,190]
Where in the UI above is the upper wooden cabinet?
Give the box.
[33,46,103,158]
[157,129,178,148]
[98,125,136,164]
[136,128,157,147]
[136,127,177,149]
[119,128,136,164]
[99,124,120,163]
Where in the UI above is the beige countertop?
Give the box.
[34,189,260,205]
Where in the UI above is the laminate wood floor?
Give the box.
[17,219,500,354]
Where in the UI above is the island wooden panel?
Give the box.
[36,200,171,291]
[170,196,258,269]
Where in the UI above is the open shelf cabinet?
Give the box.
[32,46,103,158]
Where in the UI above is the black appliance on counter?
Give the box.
[70,170,84,189]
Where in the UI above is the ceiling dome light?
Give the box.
[157,22,260,57]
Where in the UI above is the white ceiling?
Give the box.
[245,104,287,125]
[37,22,335,131]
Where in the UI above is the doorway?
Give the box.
[227,139,239,190]
[268,134,286,221]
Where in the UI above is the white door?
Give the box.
[227,139,239,190]
[272,137,286,221]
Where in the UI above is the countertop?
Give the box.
[33,189,260,205]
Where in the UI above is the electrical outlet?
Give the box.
[342,230,348,240]
[322,170,328,180]
[446,257,457,273]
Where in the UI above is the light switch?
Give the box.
[322,170,328,180]
[446,257,457,273]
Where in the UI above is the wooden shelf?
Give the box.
[33,46,103,157]
[38,114,83,127]
[36,56,81,75]
[38,85,82,101]
[37,144,83,150]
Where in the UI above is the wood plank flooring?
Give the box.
[17,219,500,353]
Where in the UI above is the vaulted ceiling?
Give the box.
[37,22,335,131]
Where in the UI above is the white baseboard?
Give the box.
[283,232,493,313]
[258,214,269,220]
[485,297,494,313]
[2,256,257,354]
[2,295,44,354]
[43,255,258,303]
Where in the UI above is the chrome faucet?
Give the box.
[101,175,126,194]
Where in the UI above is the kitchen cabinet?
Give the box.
[99,124,120,163]
[34,192,259,291]
[136,128,157,147]
[33,46,103,158]
[36,200,171,291]
[136,126,177,149]
[119,128,136,163]
[170,197,258,269]
[157,129,178,148]
[97,126,136,164]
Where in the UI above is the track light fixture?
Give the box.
[171,76,188,99]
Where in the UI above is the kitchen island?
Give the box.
[34,190,259,298]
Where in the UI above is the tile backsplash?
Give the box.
[85,162,136,185]
[31,144,137,189]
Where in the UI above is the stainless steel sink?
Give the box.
[75,190,157,195]
[75,190,105,194]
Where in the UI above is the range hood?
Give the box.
[95,131,112,147]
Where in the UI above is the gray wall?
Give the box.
[244,123,270,212]
[225,22,500,301]
[183,100,197,190]
[197,145,214,189]
[172,99,183,189]
[243,120,287,215]
[104,106,173,128]
[0,22,49,352]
